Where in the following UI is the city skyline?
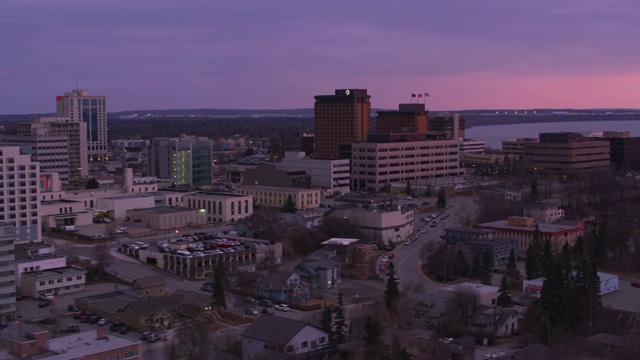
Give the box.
[3,1,640,114]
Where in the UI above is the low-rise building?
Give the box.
[241,315,330,360]
[236,184,322,210]
[523,201,565,224]
[8,329,141,360]
[15,242,66,289]
[255,271,310,304]
[329,206,414,245]
[440,282,500,307]
[125,206,207,230]
[183,191,253,224]
[281,151,351,191]
[465,306,521,338]
[295,260,341,289]
[523,272,619,298]
[130,275,166,297]
[20,267,86,298]
[474,216,583,254]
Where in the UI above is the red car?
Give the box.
[388,252,394,259]
[631,281,640,288]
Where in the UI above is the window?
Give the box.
[286,345,293,353]
[301,341,308,348]
[48,280,54,285]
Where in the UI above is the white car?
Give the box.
[97,318,108,326]
[115,228,129,234]
[275,304,290,312]
[420,228,428,234]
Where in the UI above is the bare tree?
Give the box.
[94,241,112,280]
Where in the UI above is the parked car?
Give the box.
[39,293,55,302]
[244,308,259,316]
[115,228,129,234]
[388,252,395,259]
[97,318,108,326]
[60,325,80,333]
[430,221,437,227]
[38,300,51,308]
[275,304,290,312]
[68,304,80,312]
[146,333,160,343]
[261,308,274,315]
[110,323,123,332]
[119,325,130,334]
[88,315,100,324]
[201,284,213,292]
[257,299,273,307]
[244,297,257,304]
[421,228,428,234]
[632,281,640,288]
[38,317,55,325]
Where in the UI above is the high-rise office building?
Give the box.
[0,146,41,244]
[314,89,371,159]
[149,135,213,188]
[0,222,16,322]
[376,103,428,134]
[56,89,107,163]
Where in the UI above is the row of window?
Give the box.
[38,275,83,286]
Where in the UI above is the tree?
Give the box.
[525,244,542,280]
[405,180,412,196]
[506,248,517,269]
[470,253,481,280]
[320,303,333,338]
[479,250,493,285]
[437,187,447,208]
[391,335,412,360]
[211,261,227,311]
[363,316,383,360]
[332,293,348,344]
[541,239,553,276]
[243,147,256,157]
[282,194,297,213]
[384,261,401,313]
[573,236,585,257]
[497,275,513,307]
[530,177,538,198]
[86,177,99,189]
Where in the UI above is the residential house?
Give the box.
[241,315,330,360]
[130,275,167,297]
[172,289,213,318]
[255,271,310,304]
[295,260,340,289]
[118,295,182,332]
[410,294,450,326]
[495,343,549,360]
[465,306,521,338]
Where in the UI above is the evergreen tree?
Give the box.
[437,187,447,208]
[211,261,227,311]
[470,253,481,279]
[479,250,493,285]
[86,178,100,189]
[453,249,469,277]
[525,244,542,280]
[282,194,297,213]
[497,275,514,307]
[363,316,383,360]
[530,177,538,198]
[332,293,348,344]
[541,239,553,276]
[573,236,585,257]
[384,261,401,313]
[560,242,572,275]
[507,248,517,269]
[405,180,412,197]
[592,217,609,265]
[538,261,569,332]
[320,303,333,339]
[391,335,412,360]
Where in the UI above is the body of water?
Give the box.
[465,120,640,149]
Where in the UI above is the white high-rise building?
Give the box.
[56,89,107,163]
[0,222,16,321]
[0,146,41,243]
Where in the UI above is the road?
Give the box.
[391,196,478,294]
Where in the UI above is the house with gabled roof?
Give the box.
[241,315,330,360]
[130,275,166,297]
[295,260,340,289]
[255,271,309,304]
[118,295,182,332]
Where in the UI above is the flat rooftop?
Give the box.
[322,238,359,246]
[21,267,86,280]
[44,330,141,360]
[127,206,197,214]
[476,220,581,233]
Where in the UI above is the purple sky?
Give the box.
[3,1,640,114]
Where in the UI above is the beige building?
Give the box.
[56,89,108,163]
[0,146,41,243]
[523,202,565,224]
[125,206,206,230]
[20,267,86,298]
[17,116,89,179]
[376,103,428,134]
[183,192,253,224]
[0,134,70,182]
[329,206,414,245]
[440,282,500,307]
[350,137,464,192]
[236,184,321,210]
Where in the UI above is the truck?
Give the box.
[60,225,79,232]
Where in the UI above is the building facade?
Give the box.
[0,223,16,322]
[523,202,565,224]
[17,117,89,179]
[523,132,611,179]
[376,103,428,134]
[0,146,41,243]
[281,151,351,190]
[0,135,70,183]
[149,135,213,188]
[56,89,108,163]
[20,267,86,298]
[329,206,414,245]
[314,89,371,159]
[474,216,584,254]
[428,113,465,139]
[350,136,464,192]
[236,184,321,210]
[183,192,254,224]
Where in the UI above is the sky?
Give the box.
[2,0,640,114]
